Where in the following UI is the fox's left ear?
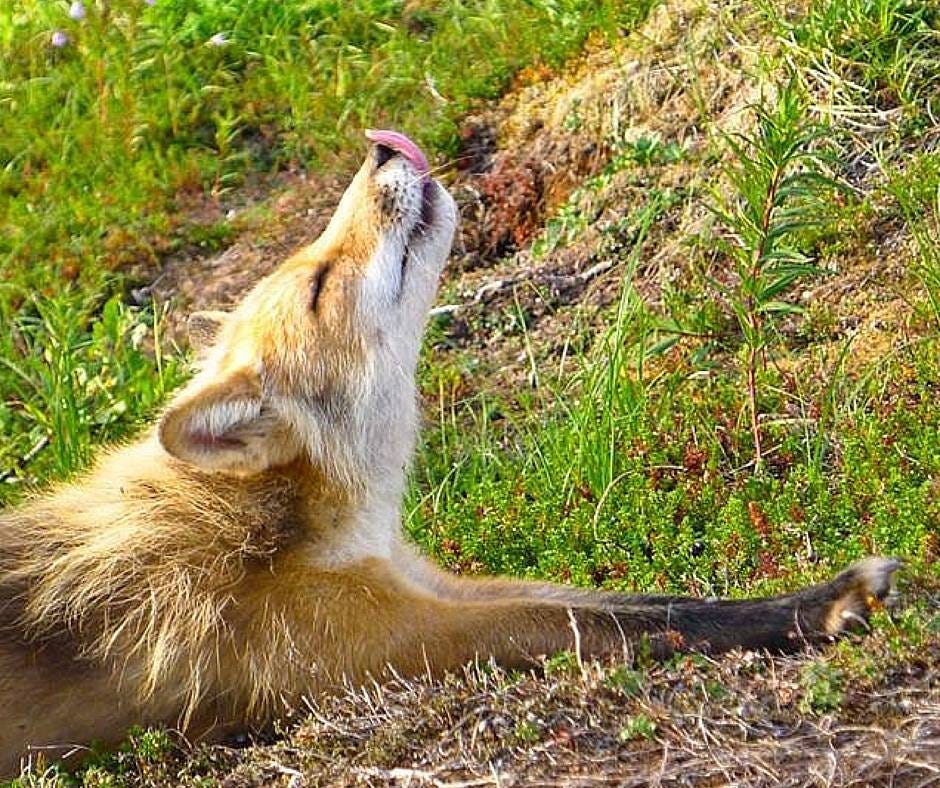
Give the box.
[158,368,299,474]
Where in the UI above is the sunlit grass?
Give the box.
[3,0,940,783]
[0,0,656,495]
[0,0,650,296]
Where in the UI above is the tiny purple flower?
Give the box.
[68,1,85,21]
[51,30,69,47]
[144,0,156,6]
[207,32,229,47]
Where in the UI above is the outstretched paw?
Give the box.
[824,556,902,634]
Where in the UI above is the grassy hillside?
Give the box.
[405,0,940,597]
[3,0,940,784]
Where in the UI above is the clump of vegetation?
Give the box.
[0,294,183,504]
[780,0,940,127]
[799,660,845,713]
[618,713,657,741]
[10,725,177,788]
[709,82,840,472]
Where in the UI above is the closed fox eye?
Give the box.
[309,265,331,312]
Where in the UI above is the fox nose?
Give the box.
[365,129,430,179]
[374,143,397,170]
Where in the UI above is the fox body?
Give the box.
[0,133,897,775]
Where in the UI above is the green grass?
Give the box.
[0,293,184,505]
[411,182,940,592]
[3,0,940,783]
[0,0,647,295]
[410,334,940,594]
[778,0,940,128]
[405,0,940,596]
[0,0,654,496]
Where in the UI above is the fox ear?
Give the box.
[158,369,299,474]
[187,310,229,351]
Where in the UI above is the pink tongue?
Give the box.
[365,129,430,178]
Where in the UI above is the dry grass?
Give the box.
[71,580,938,787]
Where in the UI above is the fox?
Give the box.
[0,129,899,776]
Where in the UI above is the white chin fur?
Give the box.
[361,179,457,322]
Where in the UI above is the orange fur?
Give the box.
[0,139,899,776]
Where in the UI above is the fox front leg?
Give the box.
[279,557,899,685]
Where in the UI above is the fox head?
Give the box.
[158,131,457,488]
